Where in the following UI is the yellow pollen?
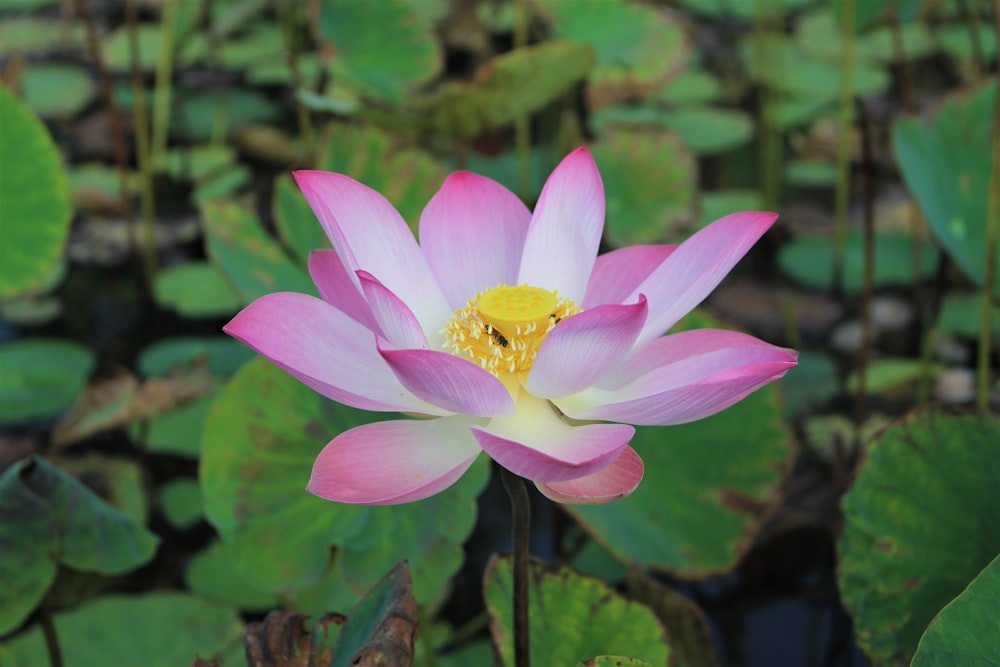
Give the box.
[442,284,581,379]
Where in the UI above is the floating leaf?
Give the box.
[143,395,215,458]
[698,189,763,230]
[485,557,671,666]
[657,69,722,105]
[778,231,939,293]
[893,81,998,296]
[174,88,279,141]
[590,127,697,246]
[0,84,72,299]
[0,593,242,667]
[21,63,93,117]
[273,174,331,264]
[202,200,314,303]
[838,412,1000,665]
[185,539,279,611]
[911,552,1000,667]
[0,339,93,424]
[682,0,817,19]
[0,457,159,634]
[577,659,654,667]
[200,357,489,605]
[539,0,687,109]
[424,41,595,139]
[138,337,256,377]
[154,262,242,318]
[784,159,838,187]
[317,0,442,103]
[660,106,754,154]
[0,17,84,55]
[936,292,1000,339]
[159,478,203,530]
[570,311,790,576]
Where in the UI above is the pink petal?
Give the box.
[582,244,677,309]
[293,170,451,330]
[517,147,605,303]
[419,171,531,309]
[308,249,380,333]
[307,416,481,505]
[378,344,515,417]
[535,446,644,504]
[557,331,798,425]
[470,394,634,483]
[631,211,777,344]
[526,296,648,399]
[224,292,446,415]
[357,271,430,350]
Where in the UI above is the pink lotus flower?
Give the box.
[225,147,797,505]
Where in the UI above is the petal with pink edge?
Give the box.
[631,211,776,344]
[308,415,482,505]
[308,249,380,333]
[293,170,451,330]
[527,296,648,399]
[535,446,644,504]
[471,394,634,483]
[357,271,429,350]
[419,171,531,309]
[225,292,446,415]
[582,244,676,309]
[556,332,798,425]
[518,147,605,303]
[378,345,515,417]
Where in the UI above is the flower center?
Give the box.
[443,284,581,378]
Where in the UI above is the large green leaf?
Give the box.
[0,457,159,634]
[0,84,72,299]
[912,552,1000,667]
[538,0,687,109]
[590,127,697,246]
[485,557,671,666]
[893,81,998,296]
[838,412,1000,665]
[202,200,314,303]
[570,312,791,576]
[424,41,595,139]
[0,339,94,424]
[317,0,442,103]
[200,357,489,607]
[0,593,242,667]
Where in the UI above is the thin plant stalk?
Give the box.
[978,2,1000,409]
[126,0,158,283]
[40,606,63,667]
[855,100,875,437]
[514,0,531,200]
[151,0,177,164]
[500,466,531,667]
[278,0,315,167]
[753,0,783,211]
[832,0,856,294]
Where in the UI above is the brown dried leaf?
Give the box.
[243,611,344,667]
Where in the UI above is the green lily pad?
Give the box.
[576,659,655,667]
[936,291,1000,340]
[698,189,764,230]
[200,357,489,606]
[778,230,940,293]
[192,164,251,205]
[485,557,671,666]
[682,0,817,19]
[273,174,332,264]
[21,63,93,117]
[838,412,1000,665]
[173,88,279,141]
[142,393,215,458]
[657,69,722,105]
[156,144,236,182]
[893,81,998,296]
[138,336,255,377]
[570,310,791,576]
[0,84,72,299]
[0,339,94,424]
[539,0,687,109]
[0,457,159,634]
[590,126,697,246]
[159,478,203,530]
[912,552,1000,667]
[784,159,838,187]
[185,539,280,611]
[0,17,84,55]
[317,0,442,103]
[154,262,242,318]
[779,351,839,419]
[661,106,754,155]
[0,592,242,667]
[202,200,314,303]
[424,41,595,139]
[937,23,997,62]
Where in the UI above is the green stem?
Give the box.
[855,100,875,436]
[514,0,531,200]
[500,466,531,667]
[151,0,177,164]
[126,0,157,284]
[832,0,855,295]
[40,606,63,667]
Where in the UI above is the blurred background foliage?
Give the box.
[0,0,998,665]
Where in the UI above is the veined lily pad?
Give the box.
[839,411,1000,665]
[0,339,94,424]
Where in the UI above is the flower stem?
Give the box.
[500,466,531,667]
[40,606,63,667]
